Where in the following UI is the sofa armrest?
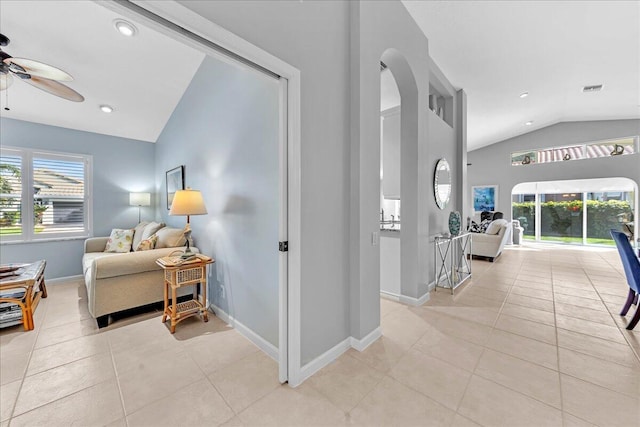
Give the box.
[85,237,109,253]
[470,232,501,243]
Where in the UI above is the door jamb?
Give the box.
[99,0,303,386]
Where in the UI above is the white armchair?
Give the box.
[471,220,512,262]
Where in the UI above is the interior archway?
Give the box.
[378,48,424,304]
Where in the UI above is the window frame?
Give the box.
[511,136,638,167]
[0,146,93,244]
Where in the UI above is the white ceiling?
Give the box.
[402,0,640,151]
[1,1,637,148]
[0,0,204,143]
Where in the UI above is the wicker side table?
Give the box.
[156,256,213,334]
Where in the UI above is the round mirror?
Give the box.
[434,158,452,210]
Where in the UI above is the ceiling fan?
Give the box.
[0,33,84,103]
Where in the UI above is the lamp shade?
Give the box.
[169,188,207,216]
[129,192,151,207]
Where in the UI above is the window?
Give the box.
[0,147,92,243]
[511,136,638,166]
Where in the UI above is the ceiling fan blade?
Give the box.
[22,76,84,102]
[4,57,73,81]
[0,73,13,90]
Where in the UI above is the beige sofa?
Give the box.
[82,225,194,327]
[471,219,512,262]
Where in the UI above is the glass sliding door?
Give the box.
[586,191,634,245]
[512,193,535,240]
[512,178,637,247]
[540,193,583,244]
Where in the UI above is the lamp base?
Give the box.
[181,226,195,260]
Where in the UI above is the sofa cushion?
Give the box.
[132,221,149,251]
[85,247,180,279]
[139,221,165,243]
[136,234,158,251]
[486,218,508,235]
[105,229,134,253]
[155,227,186,249]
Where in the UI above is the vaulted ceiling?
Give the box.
[0,0,204,143]
[2,1,638,149]
[403,0,640,150]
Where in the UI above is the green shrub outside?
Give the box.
[512,200,632,239]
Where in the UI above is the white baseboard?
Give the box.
[297,326,383,386]
[350,326,381,352]
[298,337,351,386]
[398,292,430,306]
[380,290,401,302]
[209,304,279,362]
[380,289,431,306]
[47,274,83,284]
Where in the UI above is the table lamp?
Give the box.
[169,188,207,259]
[129,192,151,223]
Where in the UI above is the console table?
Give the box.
[0,260,47,330]
[434,233,472,294]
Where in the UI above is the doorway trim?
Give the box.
[100,0,302,385]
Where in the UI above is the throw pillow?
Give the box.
[132,221,149,251]
[140,221,165,241]
[478,219,492,233]
[105,229,134,253]
[485,218,508,235]
[155,227,187,249]
[469,221,482,233]
[136,234,158,251]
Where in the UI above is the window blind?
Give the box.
[32,156,85,235]
[0,154,23,237]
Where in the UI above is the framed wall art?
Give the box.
[166,165,185,210]
[472,185,498,214]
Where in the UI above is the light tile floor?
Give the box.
[1,243,640,426]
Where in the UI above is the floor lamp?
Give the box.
[129,192,151,223]
[169,188,207,259]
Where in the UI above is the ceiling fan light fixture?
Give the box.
[519,92,529,98]
[114,20,137,37]
[100,104,114,113]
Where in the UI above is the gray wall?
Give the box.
[468,119,640,219]
[154,56,280,347]
[180,0,351,364]
[350,1,463,339]
[180,0,463,363]
[0,118,156,279]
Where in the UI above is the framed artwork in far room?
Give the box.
[166,165,185,210]
[472,185,498,214]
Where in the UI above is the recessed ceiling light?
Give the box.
[519,92,529,98]
[114,19,137,37]
[100,105,114,113]
[525,121,533,126]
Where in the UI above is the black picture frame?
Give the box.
[166,165,185,210]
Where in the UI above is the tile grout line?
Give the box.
[5,294,49,425]
[107,333,129,427]
[583,253,640,363]
[453,257,518,416]
[548,261,566,420]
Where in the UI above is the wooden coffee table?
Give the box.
[0,260,47,331]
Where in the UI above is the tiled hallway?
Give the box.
[1,244,639,426]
